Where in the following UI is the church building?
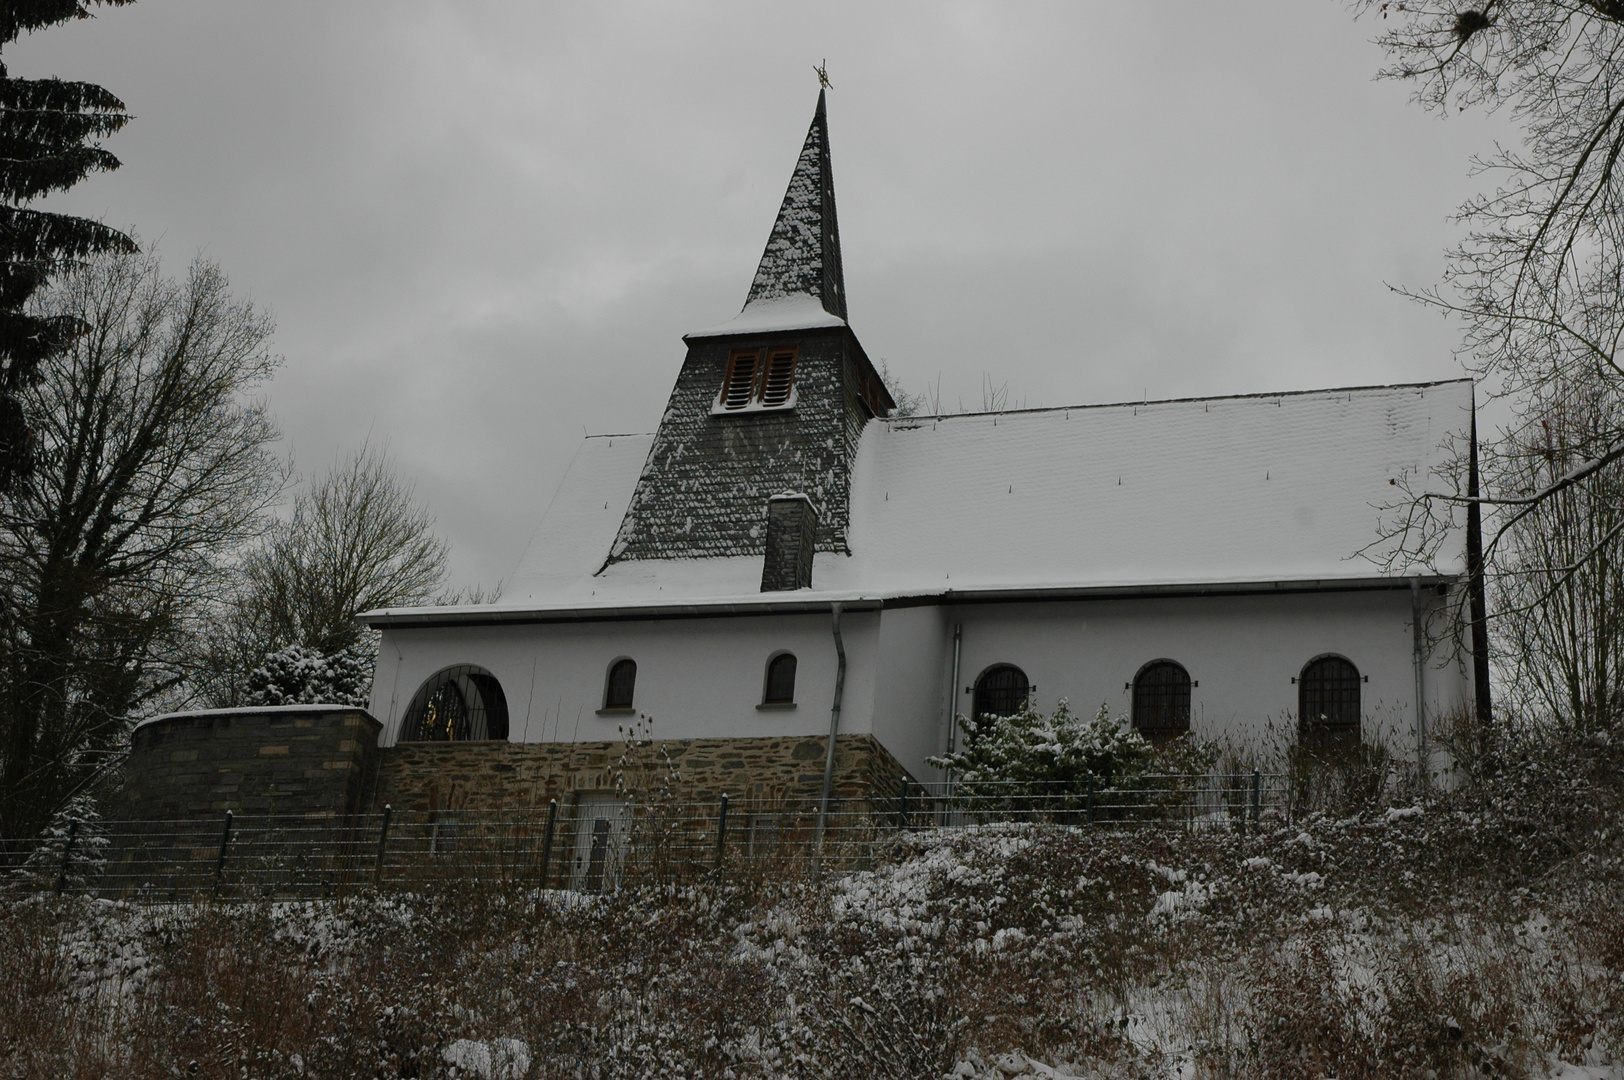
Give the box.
[359,92,1488,804]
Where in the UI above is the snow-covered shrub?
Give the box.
[241,641,374,708]
[929,700,1156,802]
[14,791,108,894]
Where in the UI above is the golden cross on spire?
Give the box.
[814,60,831,90]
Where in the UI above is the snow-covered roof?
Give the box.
[366,380,1473,625]
[686,294,846,339]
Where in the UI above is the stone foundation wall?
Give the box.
[116,707,914,825]
[368,733,911,814]
[119,706,381,820]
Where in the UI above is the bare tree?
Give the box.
[0,250,283,840]
[1490,380,1624,730]
[1352,3,1624,527]
[205,443,451,706]
[1348,3,1624,730]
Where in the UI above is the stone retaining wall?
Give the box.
[367,733,911,813]
[119,706,381,820]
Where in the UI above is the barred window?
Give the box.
[1299,655,1361,746]
[973,664,1029,723]
[1133,660,1191,738]
[764,652,797,704]
[604,658,637,710]
[399,665,510,742]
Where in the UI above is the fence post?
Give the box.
[54,820,79,896]
[897,779,909,832]
[538,799,557,889]
[1251,770,1262,825]
[374,804,392,886]
[1234,772,1245,838]
[715,794,729,871]
[1086,774,1095,825]
[212,810,234,895]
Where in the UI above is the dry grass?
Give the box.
[3,727,1622,1079]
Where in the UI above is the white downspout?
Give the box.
[946,622,962,796]
[814,601,847,876]
[1411,578,1428,778]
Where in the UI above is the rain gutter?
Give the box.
[358,575,1463,630]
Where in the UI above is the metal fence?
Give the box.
[0,773,1288,901]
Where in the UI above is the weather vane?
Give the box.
[814,60,831,90]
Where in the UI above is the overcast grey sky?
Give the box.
[14,2,1509,592]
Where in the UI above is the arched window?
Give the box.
[604,658,637,710]
[973,664,1030,723]
[763,653,797,704]
[399,665,509,742]
[1299,655,1361,746]
[1133,660,1191,738]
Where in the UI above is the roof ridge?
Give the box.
[885,378,1473,425]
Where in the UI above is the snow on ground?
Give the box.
[10,808,1622,1078]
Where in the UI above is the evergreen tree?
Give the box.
[0,0,136,492]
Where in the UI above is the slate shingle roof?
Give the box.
[457,380,1475,614]
[743,89,846,321]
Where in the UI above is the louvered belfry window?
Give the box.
[720,346,797,409]
[722,350,760,409]
[760,348,797,406]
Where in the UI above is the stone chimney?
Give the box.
[761,494,817,591]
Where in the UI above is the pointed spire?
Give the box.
[744,90,847,321]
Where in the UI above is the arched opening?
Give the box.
[1133,660,1192,738]
[1299,655,1361,747]
[973,664,1030,723]
[603,658,637,710]
[763,652,797,704]
[399,665,509,742]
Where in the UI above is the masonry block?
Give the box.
[117,706,381,821]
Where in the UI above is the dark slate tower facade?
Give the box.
[604,92,892,582]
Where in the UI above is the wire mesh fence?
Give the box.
[0,773,1287,901]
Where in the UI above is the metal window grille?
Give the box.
[764,653,797,703]
[973,664,1030,722]
[399,665,509,742]
[1133,661,1191,736]
[605,658,637,709]
[721,350,760,409]
[759,348,796,406]
[1299,655,1361,745]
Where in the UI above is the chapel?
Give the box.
[357,91,1488,807]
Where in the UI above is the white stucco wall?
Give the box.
[370,587,1474,777]
[868,604,951,783]
[940,588,1472,763]
[371,611,880,748]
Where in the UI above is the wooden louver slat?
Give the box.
[760,348,796,407]
[723,350,759,409]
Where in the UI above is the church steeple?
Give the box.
[604,89,890,571]
[743,89,846,321]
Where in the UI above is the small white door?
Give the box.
[569,794,626,893]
